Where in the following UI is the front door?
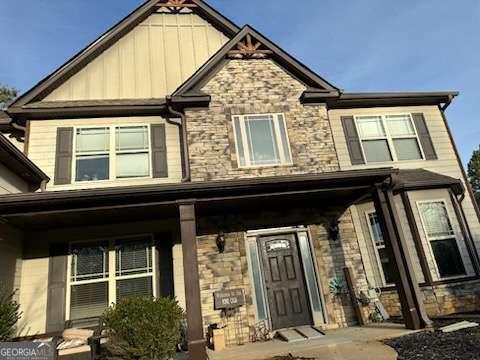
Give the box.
[259,233,312,330]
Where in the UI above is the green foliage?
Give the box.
[329,278,344,297]
[467,147,480,203]
[369,308,383,323]
[0,85,18,109]
[0,286,21,341]
[102,296,184,360]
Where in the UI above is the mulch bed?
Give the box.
[384,319,480,360]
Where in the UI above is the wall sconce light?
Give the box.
[216,232,226,253]
[328,219,340,241]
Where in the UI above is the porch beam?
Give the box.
[178,201,207,360]
[373,185,431,330]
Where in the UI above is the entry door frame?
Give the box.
[245,226,326,328]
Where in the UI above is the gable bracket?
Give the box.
[155,0,198,13]
[227,34,273,59]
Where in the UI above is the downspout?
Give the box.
[438,96,480,263]
[456,191,480,274]
[166,103,191,182]
[10,119,49,192]
[10,121,26,143]
[40,179,48,192]
[440,94,453,112]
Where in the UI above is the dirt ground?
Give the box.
[384,318,480,360]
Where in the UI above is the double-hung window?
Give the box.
[417,200,466,279]
[355,114,423,163]
[366,212,395,286]
[74,125,151,182]
[67,236,156,320]
[232,113,292,167]
[75,128,110,181]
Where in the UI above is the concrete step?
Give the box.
[276,329,306,343]
[295,325,325,340]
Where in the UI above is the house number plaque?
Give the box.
[213,288,245,309]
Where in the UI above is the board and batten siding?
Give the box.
[329,105,480,255]
[28,116,182,191]
[17,241,49,336]
[45,12,229,101]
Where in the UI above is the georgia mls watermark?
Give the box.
[0,342,54,360]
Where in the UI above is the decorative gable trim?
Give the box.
[227,33,273,59]
[173,25,340,100]
[8,0,239,109]
[156,0,198,12]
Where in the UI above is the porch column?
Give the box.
[372,184,431,330]
[178,201,207,360]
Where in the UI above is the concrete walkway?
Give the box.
[207,324,415,360]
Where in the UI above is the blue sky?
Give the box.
[1,0,479,164]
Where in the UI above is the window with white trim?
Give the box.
[366,212,395,286]
[417,200,466,279]
[355,114,423,163]
[67,236,156,320]
[74,125,151,182]
[232,114,292,167]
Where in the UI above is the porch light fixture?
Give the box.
[216,232,226,253]
[328,219,340,241]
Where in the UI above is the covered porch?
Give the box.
[0,168,439,360]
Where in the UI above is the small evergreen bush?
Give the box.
[102,296,184,360]
[0,286,21,341]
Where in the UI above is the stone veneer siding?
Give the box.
[197,232,253,345]
[189,58,373,343]
[380,279,480,318]
[308,209,373,328]
[185,59,339,182]
[196,208,374,345]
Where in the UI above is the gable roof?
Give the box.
[0,134,49,190]
[173,25,340,97]
[9,0,240,109]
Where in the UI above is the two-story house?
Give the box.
[0,1,479,359]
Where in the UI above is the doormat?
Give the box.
[267,354,315,360]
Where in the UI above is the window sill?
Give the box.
[72,176,153,184]
[50,177,181,190]
[435,274,471,282]
[378,274,479,291]
[363,158,425,166]
[237,162,294,170]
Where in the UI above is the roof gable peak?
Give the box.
[9,0,240,109]
[174,25,339,97]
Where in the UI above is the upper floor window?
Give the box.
[232,113,292,167]
[417,200,466,279]
[74,125,150,182]
[355,114,423,163]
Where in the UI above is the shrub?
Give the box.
[102,296,184,360]
[0,286,21,341]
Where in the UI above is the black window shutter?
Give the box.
[151,124,168,178]
[155,233,174,298]
[54,127,74,185]
[341,116,365,165]
[412,113,437,160]
[46,243,68,333]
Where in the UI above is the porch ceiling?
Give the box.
[0,168,394,230]
[0,168,462,231]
